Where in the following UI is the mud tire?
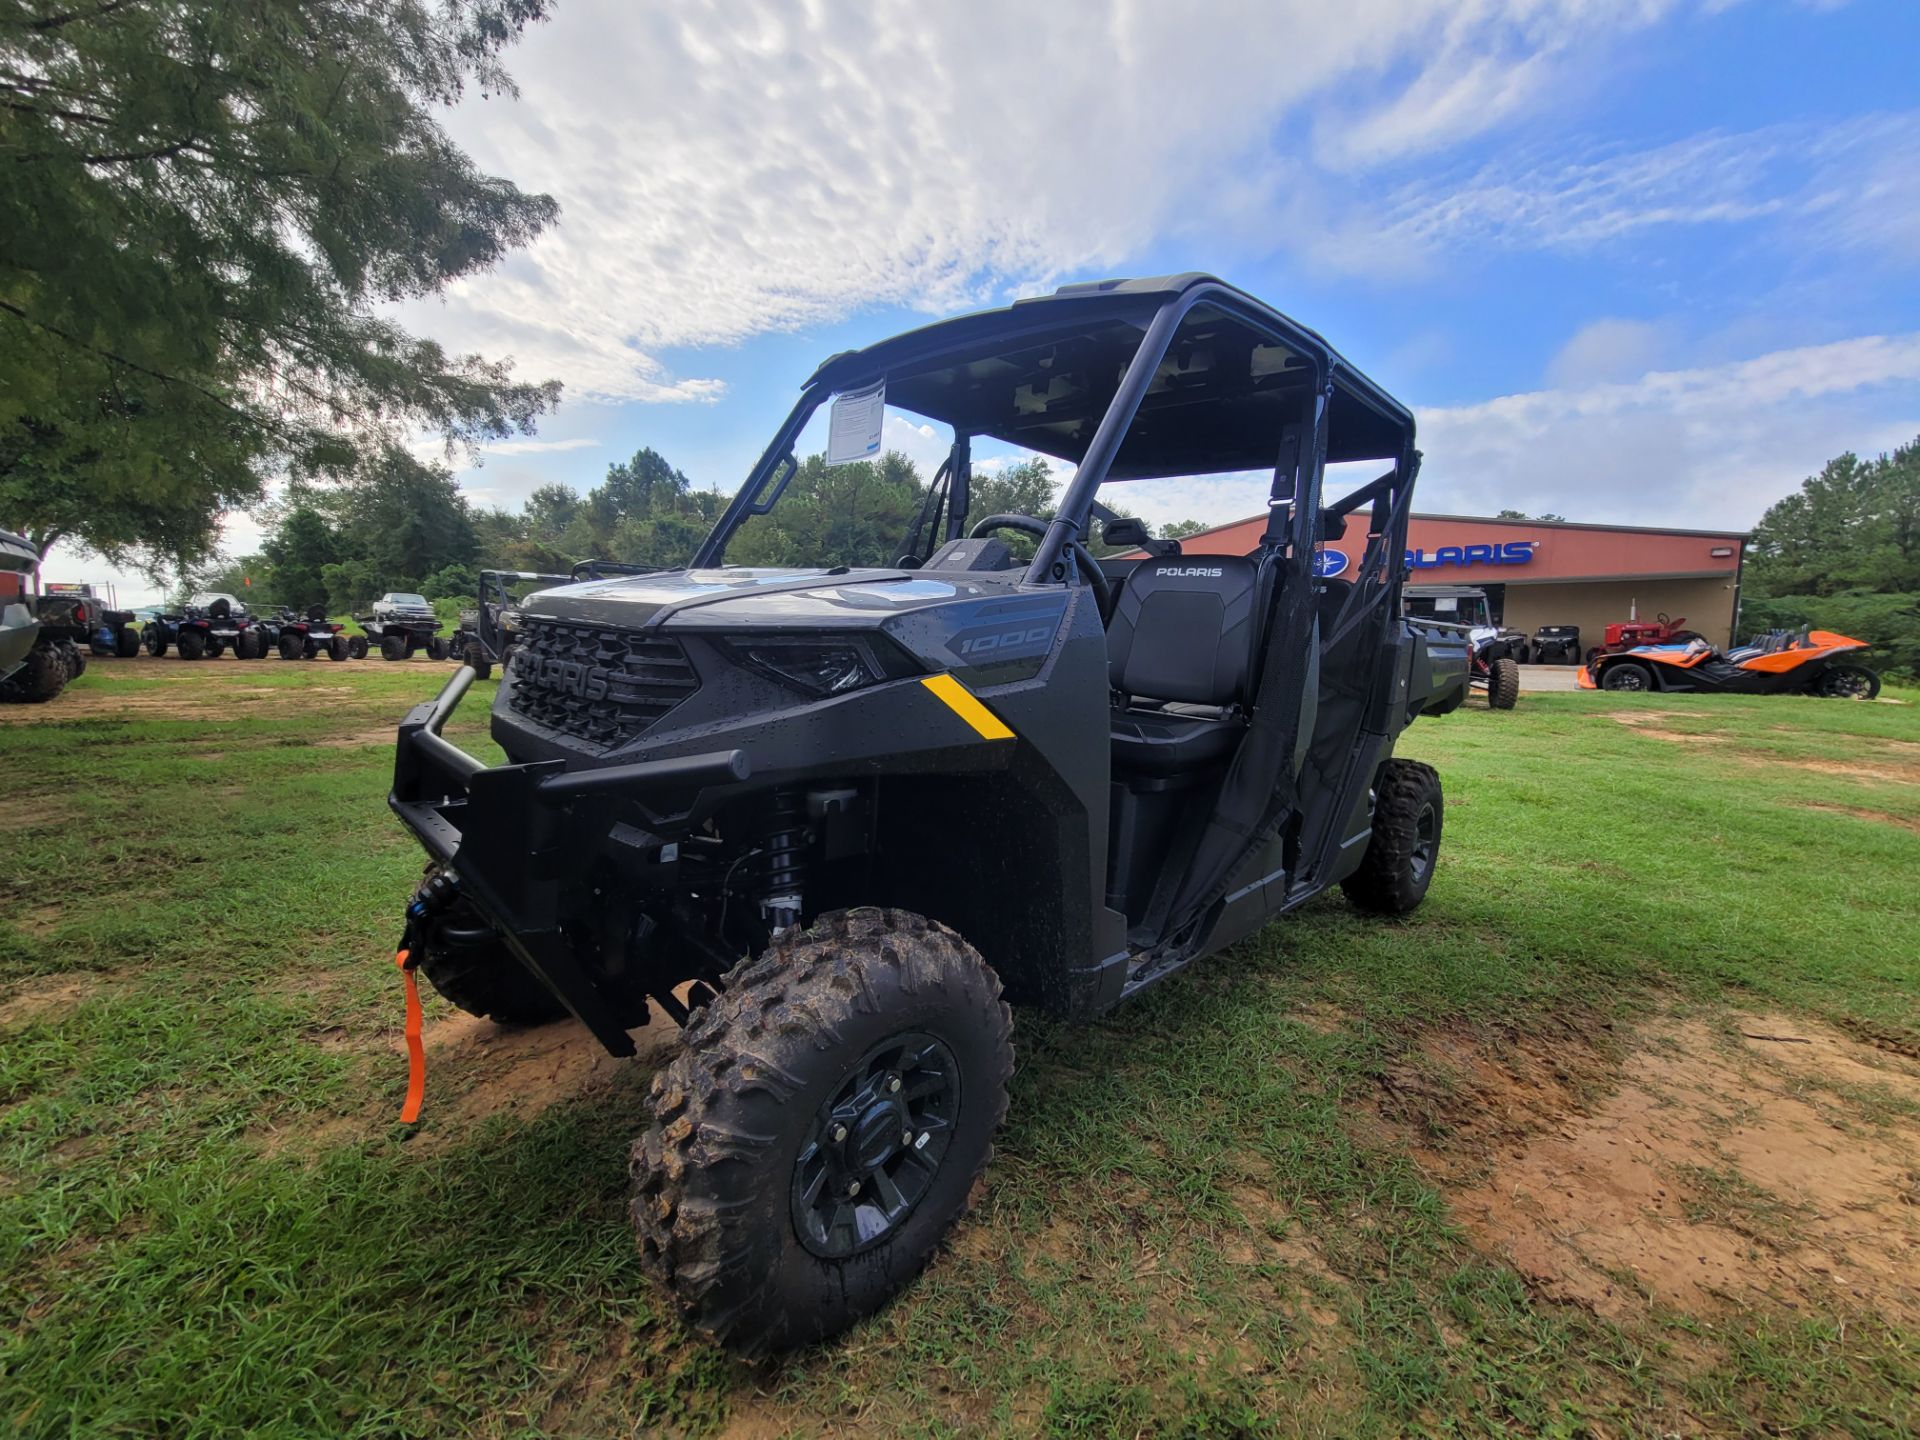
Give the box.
[632,907,1013,1351]
[1340,759,1443,916]
[1487,655,1520,710]
[0,645,69,703]
[380,633,408,662]
[176,629,206,661]
[463,639,491,681]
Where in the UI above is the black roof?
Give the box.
[805,274,1414,474]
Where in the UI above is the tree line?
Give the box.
[192,445,1195,613]
[1743,435,1920,678]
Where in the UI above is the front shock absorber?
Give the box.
[757,789,808,938]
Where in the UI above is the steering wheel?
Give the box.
[968,513,1113,619]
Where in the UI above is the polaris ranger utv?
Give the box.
[386,275,1468,1349]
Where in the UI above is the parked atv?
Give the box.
[1,529,82,704]
[356,592,451,662]
[1579,629,1880,697]
[385,274,1471,1350]
[1404,584,1522,710]
[144,593,250,659]
[269,605,353,661]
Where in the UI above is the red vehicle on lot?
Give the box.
[1584,612,1705,664]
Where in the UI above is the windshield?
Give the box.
[386,593,429,606]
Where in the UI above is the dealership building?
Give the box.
[1173,512,1750,650]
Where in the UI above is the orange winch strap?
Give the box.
[396,948,426,1124]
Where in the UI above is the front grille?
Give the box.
[506,619,699,748]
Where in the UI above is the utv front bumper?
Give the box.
[390,666,750,1054]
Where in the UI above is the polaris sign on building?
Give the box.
[1177,512,1748,649]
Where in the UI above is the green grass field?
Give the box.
[4,658,1918,1438]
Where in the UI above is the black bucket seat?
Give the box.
[1107,555,1259,776]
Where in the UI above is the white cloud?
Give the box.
[413,0,1695,404]
[476,436,601,456]
[1547,318,1669,387]
[1363,110,1920,265]
[1417,333,1920,528]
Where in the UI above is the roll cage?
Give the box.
[690,273,1422,958]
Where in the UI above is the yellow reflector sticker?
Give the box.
[921,673,1014,741]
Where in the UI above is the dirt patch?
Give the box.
[315,725,399,749]
[1797,802,1920,836]
[0,972,106,1029]
[1607,712,1726,744]
[0,798,73,833]
[1780,756,1920,787]
[8,904,64,937]
[1380,1012,1920,1325]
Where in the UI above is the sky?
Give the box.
[53,0,1920,604]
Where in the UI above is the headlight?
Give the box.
[722,635,917,697]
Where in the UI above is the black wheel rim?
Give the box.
[1611,668,1645,691]
[1823,668,1870,699]
[791,1031,960,1259]
[1410,802,1437,882]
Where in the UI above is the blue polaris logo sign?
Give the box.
[1407,540,1537,570]
[1312,549,1350,578]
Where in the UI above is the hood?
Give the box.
[514,566,1008,631]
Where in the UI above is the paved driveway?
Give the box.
[1518,664,1583,692]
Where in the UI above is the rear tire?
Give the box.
[327,634,350,661]
[278,631,304,661]
[380,633,408,662]
[1341,759,1443,915]
[427,635,451,662]
[1487,656,1520,710]
[1600,661,1654,692]
[633,907,1013,1351]
[143,626,168,658]
[116,627,142,658]
[463,640,491,681]
[176,630,206,661]
[1815,664,1880,700]
[347,634,369,660]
